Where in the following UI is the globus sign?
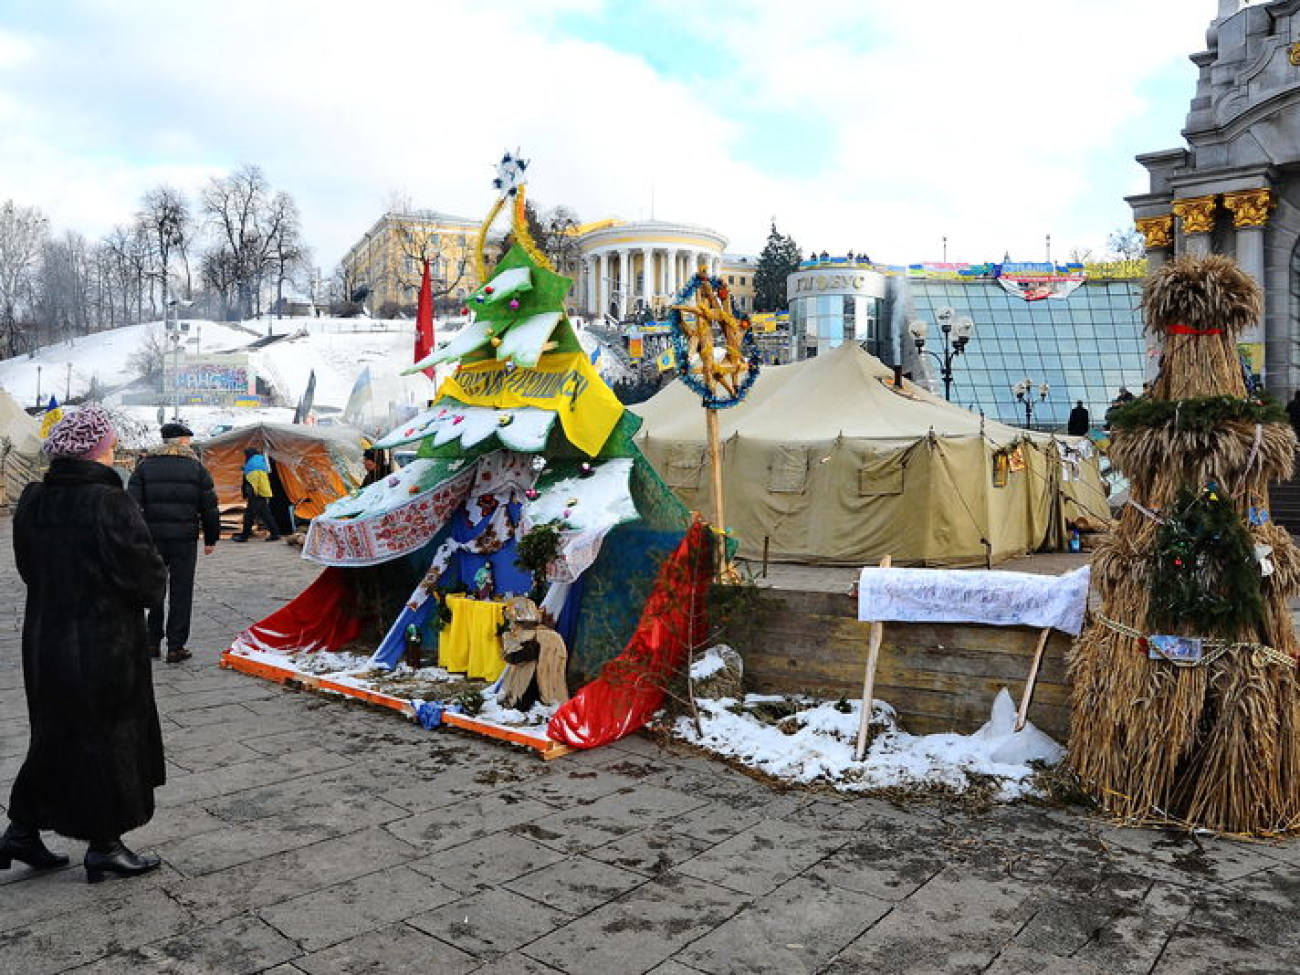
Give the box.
[786,267,887,301]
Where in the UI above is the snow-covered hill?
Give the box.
[0,314,634,447]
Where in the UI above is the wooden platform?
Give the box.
[723,588,1073,740]
[220,650,572,760]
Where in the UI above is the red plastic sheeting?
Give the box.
[235,566,364,654]
[548,520,714,749]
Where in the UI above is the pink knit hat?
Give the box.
[43,406,116,460]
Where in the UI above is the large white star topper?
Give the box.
[493,150,529,196]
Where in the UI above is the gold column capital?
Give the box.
[1171,195,1218,235]
[1135,215,1174,250]
[1223,188,1275,229]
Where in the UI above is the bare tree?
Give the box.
[0,200,49,357]
[138,185,191,317]
[198,247,240,320]
[1107,227,1146,260]
[102,223,151,327]
[36,231,94,344]
[540,204,582,278]
[391,220,471,316]
[200,164,303,320]
[267,194,305,315]
[126,325,168,383]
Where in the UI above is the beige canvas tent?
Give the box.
[632,342,1108,567]
[0,387,43,506]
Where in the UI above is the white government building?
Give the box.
[575,219,730,321]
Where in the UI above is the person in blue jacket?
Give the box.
[232,447,281,543]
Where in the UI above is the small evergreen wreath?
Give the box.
[1147,484,1264,637]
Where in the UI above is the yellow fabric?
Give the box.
[38,408,64,439]
[439,595,506,681]
[245,468,273,498]
[439,352,623,457]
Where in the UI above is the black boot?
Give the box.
[84,839,160,884]
[0,822,69,870]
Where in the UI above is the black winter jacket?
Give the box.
[127,445,221,546]
[10,457,168,839]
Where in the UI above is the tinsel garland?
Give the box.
[1147,484,1264,636]
[1109,394,1285,434]
[511,190,555,272]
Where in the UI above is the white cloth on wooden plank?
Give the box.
[857,565,1090,636]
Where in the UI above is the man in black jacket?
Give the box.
[127,422,221,663]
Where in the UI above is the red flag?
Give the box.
[414,259,435,379]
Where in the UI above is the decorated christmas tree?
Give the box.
[1068,254,1300,834]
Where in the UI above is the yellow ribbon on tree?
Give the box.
[439,351,623,457]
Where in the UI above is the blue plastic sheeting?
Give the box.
[552,574,587,650]
[569,524,687,676]
[369,526,452,669]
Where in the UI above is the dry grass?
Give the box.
[1068,253,1300,837]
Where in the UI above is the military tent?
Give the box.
[198,422,365,527]
[0,387,43,505]
[632,342,1108,567]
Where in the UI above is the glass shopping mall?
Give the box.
[786,257,1150,431]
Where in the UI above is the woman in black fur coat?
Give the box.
[1,406,169,883]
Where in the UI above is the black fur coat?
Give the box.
[9,458,168,840]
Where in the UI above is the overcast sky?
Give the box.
[1,1,1226,272]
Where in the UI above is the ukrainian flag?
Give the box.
[38,396,63,439]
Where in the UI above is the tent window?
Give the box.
[768,446,809,494]
[665,443,706,489]
[858,461,903,496]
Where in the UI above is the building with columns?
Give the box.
[1127,0,1300,394]
[574,220,728,322]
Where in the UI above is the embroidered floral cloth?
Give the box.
[857,565,1091,635]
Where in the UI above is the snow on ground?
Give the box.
[669,688,1063,801]
[226,640,1064,802]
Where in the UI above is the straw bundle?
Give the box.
[1068,254,1300,835]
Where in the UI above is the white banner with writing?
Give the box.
[857,566,1091,635]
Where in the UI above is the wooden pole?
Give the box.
[706,407,730,579]
[706,407,725,530]
[1014,627,1052,732]
[853,554,891,762]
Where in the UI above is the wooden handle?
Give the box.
[853,554,892,762]
[1014,627,1052,732]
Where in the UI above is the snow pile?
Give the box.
[671,686,1064,800]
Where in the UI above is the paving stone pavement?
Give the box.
[2,511,1300,974]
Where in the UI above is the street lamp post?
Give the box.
[35,365,41,409]
[1012,377,1051,428]
[165,298,192,422]
[909,306,975,401]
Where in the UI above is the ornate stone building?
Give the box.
[574,220,727,322]
[1128,0,1300,392]
[340,212,735,324]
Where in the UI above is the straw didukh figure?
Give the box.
[1068,254,1300,835]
